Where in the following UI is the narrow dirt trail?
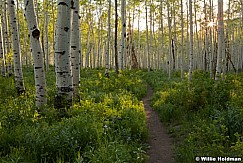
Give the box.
[142,85,174,163]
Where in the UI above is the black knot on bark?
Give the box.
[71,0,75,9]
[58,2,68,6]
[11,0,15,5]
[64,27,69,32]
[32,28,40,39]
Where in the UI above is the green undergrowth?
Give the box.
[144,70,243,162]
[0,67,148,162]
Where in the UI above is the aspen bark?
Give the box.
[188,0,193,82]
[120,0,126,70]
[24,0,47,107]
[54,0,73,108]
[70,0,80,100]
[8,0,25,94]
[215,0,224,80]
[105,0,111,77]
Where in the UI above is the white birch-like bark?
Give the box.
[24,0,47,107]
[0,0,5,77]
[0,24,6,77]
[105,0,111,77]
[8,0,25,93]
[54,0,73,108]
[70,0,80,99]
[120,0,126,70]
[188,0,193,82]
[180,0,184,80]
[167,0,172,79]
[145,1,150,71]
[3,1,12,76]
[44,0,49,71]
[149,1,153,70]
[215,0,224,80]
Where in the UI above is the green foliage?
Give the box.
[144,70,243,162]
[0,68,148,162]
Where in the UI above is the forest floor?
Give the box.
[142,85,174,163]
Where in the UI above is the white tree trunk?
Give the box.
[24,0,47,107]
[8,0,25,93]
[215,0,224,80]
[0,23,6,77]
[167,0,172,79]
[119,0,126,70]
[54,0,73,108]
[3,1,12,76]
[105,0,111,77]
[180,0,184,80]
[188,0,193,82]
[44,0,49,71]
[70,0,80,100]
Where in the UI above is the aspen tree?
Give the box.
[70,0,80,100]
[0,24,6,77]
[188,0,193,82]
[120,0,126,70]
[167,0,172,79]
[180,0,184,80]
[145,0,150,71]
[215,0,224,80]
[44,0,49,71]
[54,0,73,108]
[8,0,25,94]
[0,0,5,77]
[105,0,111,77]
[114,0,119,74]
[24,0,47,107]
[3,1,12,76]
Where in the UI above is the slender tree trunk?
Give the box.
[120,0,126,70]
[215,0,224,80]
[145,1,150,71]
[105,0,111,77]
[54,0,73,109]
[3,1,12,76]
[0,0,6,77]
[0,22,6,77]
[24,0,47,107]
[188,0,193,82]
[114,0,119,74]
[8,0,25,94]
[44,0,49,71]
[180,0,184,80]
[167,0,172,79]
[71,0,80,100]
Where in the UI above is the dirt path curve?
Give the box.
[142,85,174,163]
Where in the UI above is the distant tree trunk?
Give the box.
[71,0,81,100]
[180,0,184,80]
[54,0,73,109]
[3,1,12,76]
[145,0,150,71]
[120,0,126,70]
[209,0,214,78]
[8,0,25,94]
[167,0,172,79]
[215,0,224,80]
[0,0,6,77]
[114,0,119,74]
[0,22,6,77]
[188,0,193,82]
[24,0,47,107]
[44,0,49,71]
[149,1,153,70]
[105,0,111,77]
